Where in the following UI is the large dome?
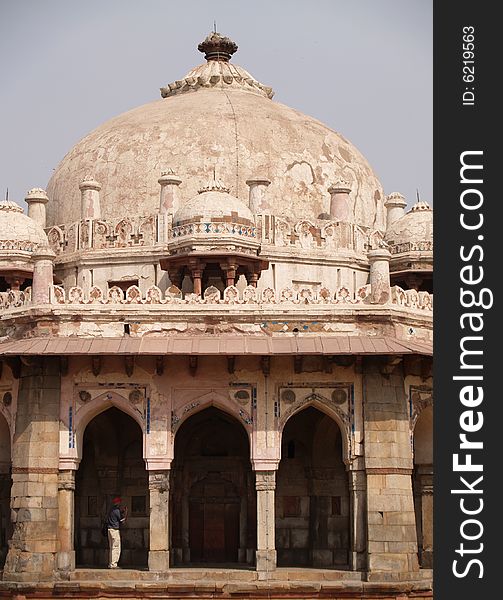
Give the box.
[46,33,386,230]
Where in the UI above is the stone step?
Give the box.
[70,566,364,583]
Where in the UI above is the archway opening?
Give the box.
[0,413,11,567]
[413,405,433,568]
[276,406,350,568]
[171,407,255,566]
[75,407,148,568]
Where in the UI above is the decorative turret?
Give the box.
[246,177,271,214]
[158,169,182,215]
[31,245,56,304]
[385,192,407,228]
[368,248,391,304]
[25,188,49,228]
[79,177,102,219]
[328,178,352,222]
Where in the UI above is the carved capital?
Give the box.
[149,471,170,493]
[58,470,76,491]
[255,470,276,491]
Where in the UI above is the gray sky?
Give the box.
[0,0,432,212]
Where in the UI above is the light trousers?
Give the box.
[107,527,121,568]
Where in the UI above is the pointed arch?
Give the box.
[276,405,350,568]
[279,393,351,465]
[75,406,148,568]
[171,406,255,565]
[172,390,253,444]
[74,391,145,462]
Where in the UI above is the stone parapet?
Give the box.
[45,214,388,257]
[0,282,433,314]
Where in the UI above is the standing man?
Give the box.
[106,496,127,569]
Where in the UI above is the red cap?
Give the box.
[112,496,121,504]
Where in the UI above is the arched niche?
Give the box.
[73,391,145,463]
[172,391,253,448]
[414,405,433,465]
[413,405,433,569]
[279,394,352,466]
[74,406,148,569]
[276,406,350,568]
[171,406,255,565]
[0,412,11,567]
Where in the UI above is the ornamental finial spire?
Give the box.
[198,31,238,62]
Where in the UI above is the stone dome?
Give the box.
[385,201,433,247]
[173,177,254,225]
[46,32,385,230]
[0,198,48,252]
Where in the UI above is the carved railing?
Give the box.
[170,221,257,239]
[46,214,387,256]
[46,215,160,255]
[46,284,432,309]
[0,283,432,312]
[390,240,433,254]
[0,288,31,309]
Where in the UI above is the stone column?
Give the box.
[363,357,419,580]
[57,470,76,572]
[159,170,182,215]
[25,188,49,229]
[414,465,433,568]
[32,246,56,304]
[246,178,271,214]
[328,178,352,221]
[148,470,170,571]
[348,467,367,571]
[385,192,407,228]
[368,248,391,304]
[4,359,61,582]
[221,262,238,288]
[255,470,276,573]
[79,178,101,220]
[191,269,203,296]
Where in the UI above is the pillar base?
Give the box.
[366,551,419,581]
[419,549,433,569]
[148,550,170,571]
[57,550,75,573]
[255,549,277,572]
[349,550,366,571]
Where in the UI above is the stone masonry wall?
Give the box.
[3,359,61,581]
[363,357,419,580]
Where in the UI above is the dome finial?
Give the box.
[198,31,238,62]
[198,169,230,194]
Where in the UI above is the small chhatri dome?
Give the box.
[385,198,433,246]
[198,31,238,62]
[0,196,48,249]
[173,175,253,226]
[0,196,24,215]
[0,196,49,281]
